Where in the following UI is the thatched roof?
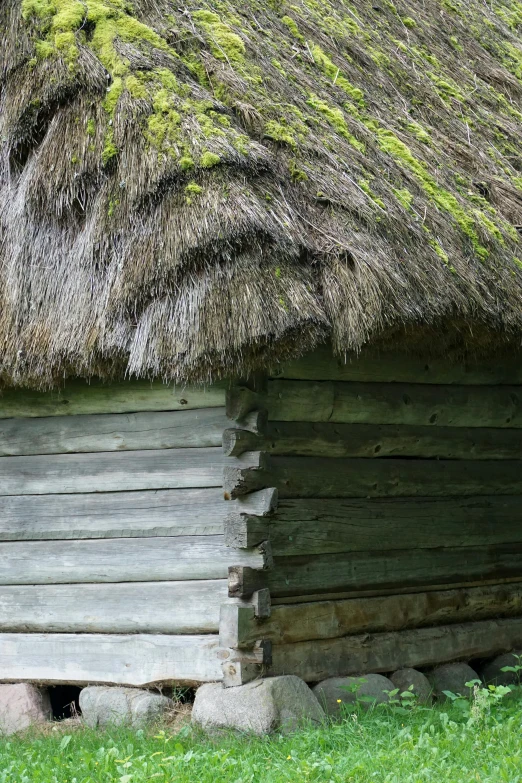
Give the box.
[2,0,522,386]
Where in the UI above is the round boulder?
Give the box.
[312,674,394,715]
[390,668,432,705]
[429,663,479,700]
[480,651,522,687]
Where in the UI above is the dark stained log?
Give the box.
[256,457,522,498]
[269,496,522,555]
[230,421,522,460]
[269,618,522,681]
[226,387,267,424]
[219,604,256,649]
[268,544,522,598]
[228,566,268,598]
[266,380,522,427]
[241,583,522,646]
[252,588,271,619]
[271,345,522,385]
[223,452,268,499]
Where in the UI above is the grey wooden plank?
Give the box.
[270,496,522,555]
[227,456,522,498]
[226,421,522,459]
[237,583,522,645]
[266,380,522,427]
[0,488,225,541]
[0,380,226,419]
[0,536,265,585]
[268,544,522,598]
[0,633,224,685]
[269,617,522,681]
[0,408,228,456]
[272,345,522,384]
[0,580,228,634]
[0,447,225,495]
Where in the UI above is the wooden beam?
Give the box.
[270,496,522,555]
[269,617,522,681]
[0,536,265,585]
[228,566,267,598]
[231,488,279,516]
[219,604,256,649]
[0,448,228,496]
[272,345,522,385]
[239,583,522,646]
[0,633,225,685]
[0,580,228,634]
[226,387,266,424]
[224,515,270,548]
[0,380,226,419]
[268,544,522,598]
[230,421,522,460]
[0,488,226,541]
[250,456,522,498]
[0,409,228,457]
[225,410,268,435]
[223,452,268,499]
[266,380,522,428]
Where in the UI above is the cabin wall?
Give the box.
[223,346,522,683]
[0,380,268,686]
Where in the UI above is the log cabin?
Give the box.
[1,0,522,689]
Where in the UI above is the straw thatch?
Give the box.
[1,0,522,386]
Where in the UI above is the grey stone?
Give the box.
[0,684,51,736]
[192,676,324,735]
[481,651,522,686]
[312,674,394,715]
[429,663,479,700]
[79,686,173,728]
[390,668,432,705]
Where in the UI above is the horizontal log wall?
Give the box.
[225,346,522,678]
[0,380,237,685]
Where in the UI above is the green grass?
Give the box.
[2,694,522,782]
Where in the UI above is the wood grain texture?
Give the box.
[0,580,228,633]
[229,456,522,499]
[246,583,522,645]
[0,409,228,457]
[226,421,522,459]
[266,380,522,427]
[0,633,225,685]
[0,488,225,541]
[272,346,522,385]
[0,447,226,495]
[0,380,226,419]
[269,496,522,555]
[0,536,264,585]
[268,544,522,598]
[269,617,522,681]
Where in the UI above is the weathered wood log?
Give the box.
[224,515,270,548]
[252,588,271,619]
[232,487,279,516]
[266,380,522,427]
[0,536,265,585]
[0,381,226,419]
[249,456,522,498]
[269,496,522,555]
[0,448,228,496]
[219,604,256,649]
[224,410,268,436]
[0,580,227,634]
[223,452,269,499]
[268,544,522,598]
[272,345,522,385]
[0,633,225,685]
[229,566,268,598]
[221,641,272,686]
[239,583,522,646]
[269,617,522,681]
[226,387,266,424]
[0,408,228,457]
[0,488,225,541]
[228,421,522,459]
